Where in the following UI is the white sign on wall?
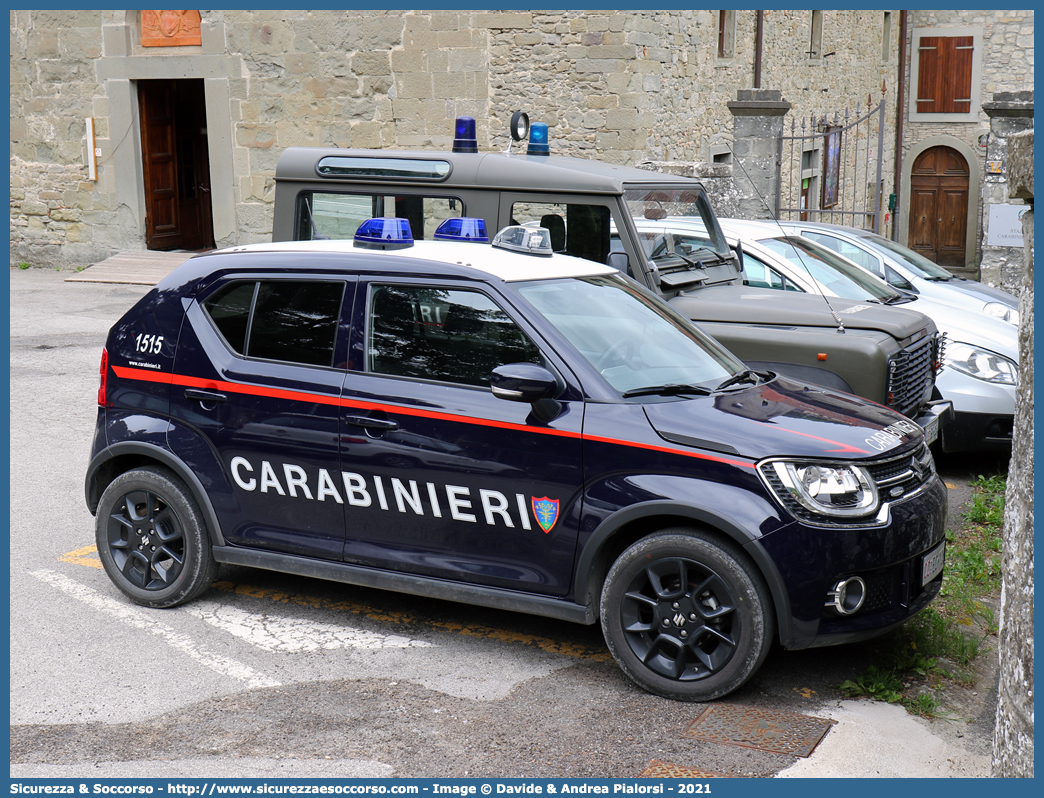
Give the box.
[987,204,1028,247]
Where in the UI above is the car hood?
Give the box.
[669,284,933,339]
[902,295,1017,358]
[933,277,1019,309]
[643,374,923,462]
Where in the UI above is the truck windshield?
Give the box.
[516,273,742,395]
[622,188,731,266]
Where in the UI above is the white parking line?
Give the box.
[188,601,435,653]
[29,569,281,689]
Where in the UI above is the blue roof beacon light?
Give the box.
[434,217,489,242]
[452,116,478,153]
[353,217,414,250]
[527,122,549,156]
[492,225,553,257]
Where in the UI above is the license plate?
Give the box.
[921,413,940,446]
[921,541,946,586]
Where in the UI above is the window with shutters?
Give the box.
[909,27,982,122]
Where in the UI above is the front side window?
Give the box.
[742,253,797,292]
[517,274,741,395]
[202,280,345,368]
[297,191,463,241]
[368,285,541,387]
[508,201,613,263]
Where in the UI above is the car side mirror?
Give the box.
[490,363,562,422]
[490,363,558,402]
[735,240,744,272]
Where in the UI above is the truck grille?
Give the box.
[886,334,938,417]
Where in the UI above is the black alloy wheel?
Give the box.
[95,466,218,608]
[600,529,773,701]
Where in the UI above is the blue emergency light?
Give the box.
[527,122,549,156]
[354,217,414,250]
[434,217,489,242]
[452,116,478,153]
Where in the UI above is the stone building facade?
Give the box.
[900,10,1034,285]
[8,9,1033,286]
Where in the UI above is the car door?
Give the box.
[169,275,356,560]
[338,277,585,597]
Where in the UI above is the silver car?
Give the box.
[770,220,1019,326]
[720,218,1017,454]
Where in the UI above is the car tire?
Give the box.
[95,466,218,608]
[600,528,774,701]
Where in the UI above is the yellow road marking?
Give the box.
[56,545,609,662]
[59,544,103,569]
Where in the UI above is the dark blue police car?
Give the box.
[86,219,947,701]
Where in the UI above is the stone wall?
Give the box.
[979,92,1034,293]
[5,9,967,268]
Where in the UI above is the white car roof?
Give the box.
[222,238,616,283]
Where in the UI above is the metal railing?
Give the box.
[775,92,887,233]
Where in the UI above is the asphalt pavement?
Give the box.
[8,263,1005,780]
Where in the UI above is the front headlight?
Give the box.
[769,461,879,518]
[946,341,1018,385]
[983,302,1019,326]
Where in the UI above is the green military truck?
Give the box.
[271,115,950,440]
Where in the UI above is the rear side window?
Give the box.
[368,285,541,387]
[296,191,463,241]
[203,280,346,368]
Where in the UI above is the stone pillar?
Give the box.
[727,89,791,220]
[992,128,1034,779]
[980,91,1034,293]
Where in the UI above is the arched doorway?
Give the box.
[908,146,969,268]
[138,78,215,251]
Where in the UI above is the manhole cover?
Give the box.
[682,703,836,757]
[638,760,732,779]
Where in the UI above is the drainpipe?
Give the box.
[892,10,908,241]
[754,11,764,89]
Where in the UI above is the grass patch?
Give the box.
[838,473,1004,717]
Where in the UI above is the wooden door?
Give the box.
[138,81,181,249]
[909,146,969,268]
[138,79,214,251]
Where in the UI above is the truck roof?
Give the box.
[274,147,704,196]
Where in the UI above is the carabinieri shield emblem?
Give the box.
[531,496,559,533]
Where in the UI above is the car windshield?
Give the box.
[859,233,955,280]
[757,237,899,302]
[622,188,731,266]
[515,273,742,395]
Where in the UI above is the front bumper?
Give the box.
[942,410,1014,453]
[757,476,948,651]
[914,400,953,447]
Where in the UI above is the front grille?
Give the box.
[887,334,937,417]
[758,443,936,526]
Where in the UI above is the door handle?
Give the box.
[185,388,227,404]
[344,415,399,431]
